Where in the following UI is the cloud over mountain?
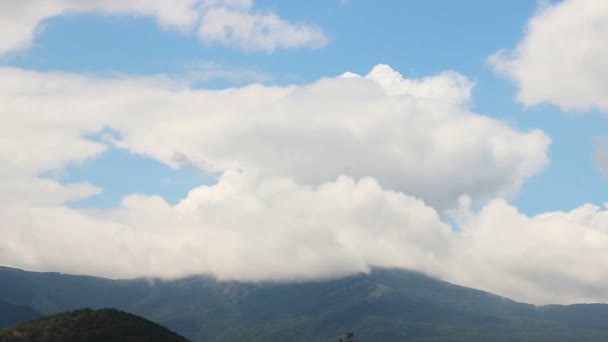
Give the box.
[12,64,608,305]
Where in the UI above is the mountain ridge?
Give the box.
[0,308,189,342]
[1,266,608,341]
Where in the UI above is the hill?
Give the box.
[0,308,189,342]
[0,301,41,329]
[1,266,608,341]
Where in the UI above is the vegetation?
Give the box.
[2,266,608,341]
[0,308,189,342]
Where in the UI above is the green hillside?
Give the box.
[0,308,189,342]
[1,266,608,341]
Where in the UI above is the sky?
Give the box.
[1,0,608,305]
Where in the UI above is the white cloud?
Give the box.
[0,0,327,54]
[361,64,474,106]
[490,0,608,111]
[5,171,608,304]
[1,1,607,307]
[13,64,607,305]
[198,6,327,52]
[0,172,452,282]
[445,199,608,304]
[0,65,549,210]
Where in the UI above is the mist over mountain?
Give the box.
[2,266,608,341]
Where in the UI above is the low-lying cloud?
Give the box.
[4,171,608,305]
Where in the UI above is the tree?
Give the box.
[338,331,355,342]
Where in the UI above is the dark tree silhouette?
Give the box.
[338,331,355,341]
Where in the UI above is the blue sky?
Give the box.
[3,0,608,304]
[4,0,602,214]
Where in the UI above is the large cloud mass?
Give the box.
[1,0,607,307]
[5,171,608,305]
[490,0,608,111]
[0,65,549,210]
[5,63,608,305]
[6,63,605,306]
[1,172,453,282]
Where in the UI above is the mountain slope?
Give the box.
[1,266,608,341]
[0,301,41,329]
[0,308,189,342]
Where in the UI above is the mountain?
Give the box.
[0,301,41,329]
[1,266,608,341]
[0,308,189,342]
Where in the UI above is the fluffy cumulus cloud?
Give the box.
[446,199,608,304]
[0,0,327,54]
[0,172,453,282]
[6,173,608,305]
[2,1,608,307]
[489,0,608,111]
[0,65,549,210]
[2,63,592,305]
[8,63,608,304]
[352,64,474,106]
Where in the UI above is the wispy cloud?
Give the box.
[594,136,608,177]
[0,0,329,54]
[177,60,272,84]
